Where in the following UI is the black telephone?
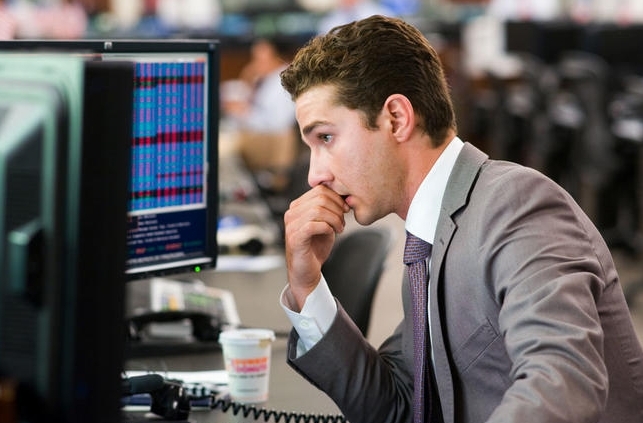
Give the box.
[127,310,223,343]
[121,374,348,423]
[124,310,224,358]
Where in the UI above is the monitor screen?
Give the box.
[0,40,220,281]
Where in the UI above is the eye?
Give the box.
[320,134,333,144]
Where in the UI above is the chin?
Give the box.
[352,210,378,227]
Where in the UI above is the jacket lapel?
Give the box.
[429,142,488,423]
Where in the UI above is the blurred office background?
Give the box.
[2,0,642,347]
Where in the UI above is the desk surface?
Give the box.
[123,262,343,423]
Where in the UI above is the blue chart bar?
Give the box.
[130,59,206,212]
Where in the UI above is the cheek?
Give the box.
[335,129,391,192]
[345,146,387,194]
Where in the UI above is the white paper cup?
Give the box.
[218,328,276,403]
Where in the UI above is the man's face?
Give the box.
[295,85,403,225]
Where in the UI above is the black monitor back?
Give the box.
[0,54,133,423]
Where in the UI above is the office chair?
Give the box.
[598,74,643,255]
[609,76,643,308]
[321,227,392,336]
[543,51,613,203]
[256,147,311,244]
[485,53,549,166]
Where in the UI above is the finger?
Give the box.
[285,200,346,236]
[287,188,348,231]
[292,185,349,214]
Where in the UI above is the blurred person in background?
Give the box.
[486,0,563,21]
[380,0,419,16]
[155,0,221,31]
[317,0,394,35]
[3,0,87,39]
[221,36,298,192]
[222,37,295,134]
[0,0,17,39]
[569,0,643,24]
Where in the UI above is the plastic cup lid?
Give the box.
[219,328,276,346]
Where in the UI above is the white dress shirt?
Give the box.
[281,137,465,354]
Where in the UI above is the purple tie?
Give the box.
[404,232,432,423]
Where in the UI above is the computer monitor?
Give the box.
[505,20,585,64]
[0,54,133,422]
[588,24,643,73]
[0,40,221,281]
[115,41,220,280]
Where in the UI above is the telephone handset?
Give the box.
[121,374,348,422]
[125,279,241,344]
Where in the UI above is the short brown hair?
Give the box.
[280,15,456,145]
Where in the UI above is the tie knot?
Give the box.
[403,232,432,265]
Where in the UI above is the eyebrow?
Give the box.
[301,120,331,137]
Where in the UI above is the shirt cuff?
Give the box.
[279,276,337,352]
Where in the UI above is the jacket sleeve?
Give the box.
[287,301,415,423]
[479,166,610,422]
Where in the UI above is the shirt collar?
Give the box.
[405,136,464,244]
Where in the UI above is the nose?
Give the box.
[307,149,331,188]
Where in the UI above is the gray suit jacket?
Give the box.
[288,143,643,423]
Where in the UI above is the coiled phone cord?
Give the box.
[208,395,348,423]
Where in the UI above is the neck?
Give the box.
[398,131,455,220]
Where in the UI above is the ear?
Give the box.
[383,94,415,142]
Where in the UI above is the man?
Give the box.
[279,15,643,423]
[222,37,296,135]
[221,36,298,187]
